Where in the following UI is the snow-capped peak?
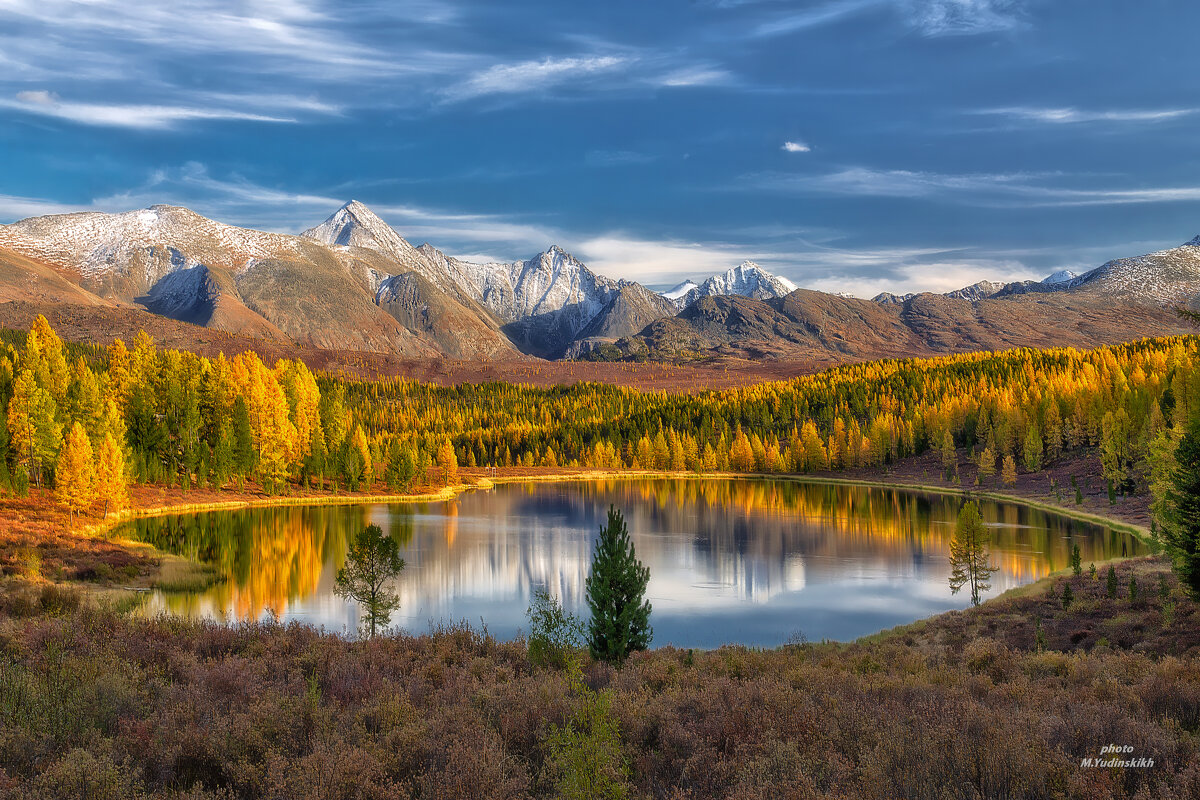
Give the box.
[661,260,797,308]
[663,280,699,301]
[303,200,407,251]
[1186,235,1200,247]
[1043,269,1078,285]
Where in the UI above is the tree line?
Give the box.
[3,317,1200,538]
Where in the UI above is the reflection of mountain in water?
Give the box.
[125,479,1144,639]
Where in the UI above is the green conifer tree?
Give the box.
[1163,416,1200,596]
[585,507,652,663]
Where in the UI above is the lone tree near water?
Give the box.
[334,524,405,638]
[586,507,652,663]
[948,500,999,606]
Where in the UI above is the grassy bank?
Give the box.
[0,556,1196,799]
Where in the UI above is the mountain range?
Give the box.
[0,201,1197,367]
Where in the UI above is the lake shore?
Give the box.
[0,447,1152,597]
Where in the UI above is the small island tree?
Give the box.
[334,524,405,638]
[586,507,652,663]
[948,500,999,606]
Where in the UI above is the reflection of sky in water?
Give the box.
[131,479,1145,647]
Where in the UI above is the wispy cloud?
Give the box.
[585,150,657,167]
[0,0,460,79]
[752,166,1200,207]
[751,0,1025,38]
[904,0,1024,36]
[0,193,93,221]
[440,55,628,102]
[753,0,881,37]
[975,106,1200,124]
[2,91,298,130]
[653,66,733,88]
[782,141,811,153]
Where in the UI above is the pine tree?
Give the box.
[231,397,256,488]
[350,426,373,490]
[948,500,998,606]
[386,437,417,491]
[93,433,129,518]
[1022,424,1043,472]
[334,523,405,638]
[1107,565,1118,598]
[585,507,652,663]
[55,422,96,521]
[940,428,956,472]
[1163,415,1200,596]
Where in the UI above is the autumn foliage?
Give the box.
[2,316,1199,527]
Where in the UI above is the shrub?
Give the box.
[543,661,629,800]
[527,587,584,670]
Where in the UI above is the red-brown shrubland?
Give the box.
[0,558,1196,799]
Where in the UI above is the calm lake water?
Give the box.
[121,479,1145,647]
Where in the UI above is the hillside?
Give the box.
[602,286,1192,361]
[2,203,1200,367]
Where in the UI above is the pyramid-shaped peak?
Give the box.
[330,200,387,225]
[1186,235,1200,247]
[301,200,420,260]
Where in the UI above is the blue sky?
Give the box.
[2,0,1199,296]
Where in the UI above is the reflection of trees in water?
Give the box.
[132,506,366,620]
[552,480,1143,584]
[127,480,1147,620]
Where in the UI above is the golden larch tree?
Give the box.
[437,438,458,484]
[55,422,97,520]
[94,433,129,518]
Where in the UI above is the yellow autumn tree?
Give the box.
[8,368,60,486]
[104,338,132,409]
[27,315,70,404]
[1001,454,1018,486]
[94,433,129,518]
[437,438,459,484]
[730,429,755,472]
[55,422,96,520]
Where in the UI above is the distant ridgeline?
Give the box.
[1,315,1198,524]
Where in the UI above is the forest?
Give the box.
[2,315,1197,534]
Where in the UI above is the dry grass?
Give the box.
[0,558,1196,799]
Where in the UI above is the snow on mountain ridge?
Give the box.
[663,280,698,300]
[1043,269,1078,285]
[663,260,797,308]
[0,204,303,282]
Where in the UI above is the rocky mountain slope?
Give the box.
[602,237,1200,362]
[605,287,1192,362]
[0,200,683,360]
[663,261,797,309]
[415,243,629,358]
[2,201,1197,367]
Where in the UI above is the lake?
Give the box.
[122,478,1145,647]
